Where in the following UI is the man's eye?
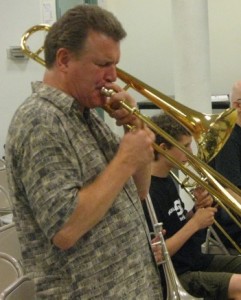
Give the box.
[98,62,112,67]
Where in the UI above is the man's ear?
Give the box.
[56,48,70,69]
[232,100,239,109]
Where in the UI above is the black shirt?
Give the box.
[143,175,213,275]
[209,124,241,248]
[210,124,241,188]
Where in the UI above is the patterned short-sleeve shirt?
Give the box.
[6,82,163,299]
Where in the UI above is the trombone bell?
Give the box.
[116,68,237,163]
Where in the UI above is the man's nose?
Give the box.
[105,65,117,82]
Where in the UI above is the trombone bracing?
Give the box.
[170,171,241,254]
[20,24,241,299]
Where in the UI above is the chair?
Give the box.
[201,226,230,255]
[0,160,12,224]
[0,252,23,293]
[0,214,12,226]
[0,187,12,217]
[0,160,9,194]
[0,276,35,300]
[0,223,22,261]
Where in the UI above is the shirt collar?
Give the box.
[31,81,82,113]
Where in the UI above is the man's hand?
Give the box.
[193,186,213,209]
[192,207,217,230]
[103,83,143,128]
[151,229,166,265]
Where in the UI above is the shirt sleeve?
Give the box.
[19,115,81,240]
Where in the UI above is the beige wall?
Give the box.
[1,0,241,157]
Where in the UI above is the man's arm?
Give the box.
[166,207,216,256]
[53,128,154,250]
[133,163,152,200]
[103,85,155,201]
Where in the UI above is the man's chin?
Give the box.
[89,94,106,109]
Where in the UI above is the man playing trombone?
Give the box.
[5,5,163,299]
[143,113,241,300]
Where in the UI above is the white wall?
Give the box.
[0,0,45,158]
[1,0,241,158]
[106,0,241,94]
[209,0,241,94]
[105,0,174,95]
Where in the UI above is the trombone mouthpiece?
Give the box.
[101,87,115,97]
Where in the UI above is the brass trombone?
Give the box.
[21,23,241,243]
[20,23,241,298]
[21,24,237,163]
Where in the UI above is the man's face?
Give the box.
[62,30,121,110]
[166,134,193,167]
